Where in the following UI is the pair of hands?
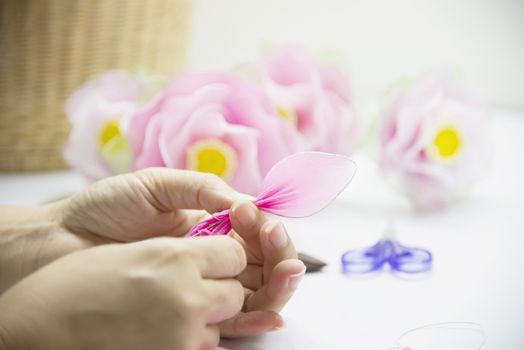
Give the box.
[0,169,304,350]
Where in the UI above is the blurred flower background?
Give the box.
[62,0,523,209]
[65,45,361,196]
[177,0,524,211]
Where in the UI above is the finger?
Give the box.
[230,201,266,262]
[245,259,305,312]
[198,325,220,350]
[260,221,298,284]
[219,311,283,338]
[235,264,263,291]
[189,236,247,278]
[227,230,261,265]
[135,168,244,213]
[203,279,244,323]
[115,209,208,240]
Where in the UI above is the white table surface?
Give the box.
[1,110,523,349]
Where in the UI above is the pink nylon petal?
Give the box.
[254,152,356,217]
[186,152,356,237]
[186,209,231,237]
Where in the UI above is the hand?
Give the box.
[0,236,246,350]
[219,201,306,337]
[61,168,241,242]
[0,168,305,341]
[0,169,240,292]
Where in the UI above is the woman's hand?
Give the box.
[0,236,246,350]
[61,168,242,242]
[0,168,305,339]
[63,169,305,337]
[0,169,240,292]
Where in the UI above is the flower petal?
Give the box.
[255,152,356,217]
[160,108,264,194]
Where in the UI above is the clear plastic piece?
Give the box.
[387,322,486,350]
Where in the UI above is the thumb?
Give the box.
[134,168,248,213]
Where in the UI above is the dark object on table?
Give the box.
[298,252,327,273]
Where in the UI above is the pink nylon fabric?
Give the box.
[186,152,356,237]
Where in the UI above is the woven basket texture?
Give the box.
[0,0,192,171]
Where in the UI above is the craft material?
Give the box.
[187,152,356,237]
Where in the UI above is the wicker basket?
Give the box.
[0,0,192,171]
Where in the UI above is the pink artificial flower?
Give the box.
[248,45,360,154]
[127,71,301,194]
[64,71,149,180]
[378,76,489,210]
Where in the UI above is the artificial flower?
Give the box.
[378,76,488,210]
[241,45,360,154]
[64,70,162,180]
[127,72,301,194]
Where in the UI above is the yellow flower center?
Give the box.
[276,105,297,127]
[433,126,461,158]
[98,120,121,147]
[186,139,237,181]
[97,120,131,174]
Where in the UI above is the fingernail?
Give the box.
[270,325,283,332]
[270,318,284,331]
[287,270,305,291]
[268,223,288,249]
[234,201,256,227]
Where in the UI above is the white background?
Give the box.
[188,0,524,109]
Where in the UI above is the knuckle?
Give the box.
[200,172,223,186]
[261,220,275,236]
[196,174,221,205]
[127,272,161,295]
[144,238,197,263]
[172,244,199,264]
[132,168,155,186]
[230,280,245,307]
[140,237,173,256]
[224,237,247,271]
[137,239,201,272]
[124,273,174,314]
[212,282,234,304]
[231,314,244,334]
[182,172,221,209]
[177,291,206,318]
[194,173,218,194]
[135,167,162,179]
